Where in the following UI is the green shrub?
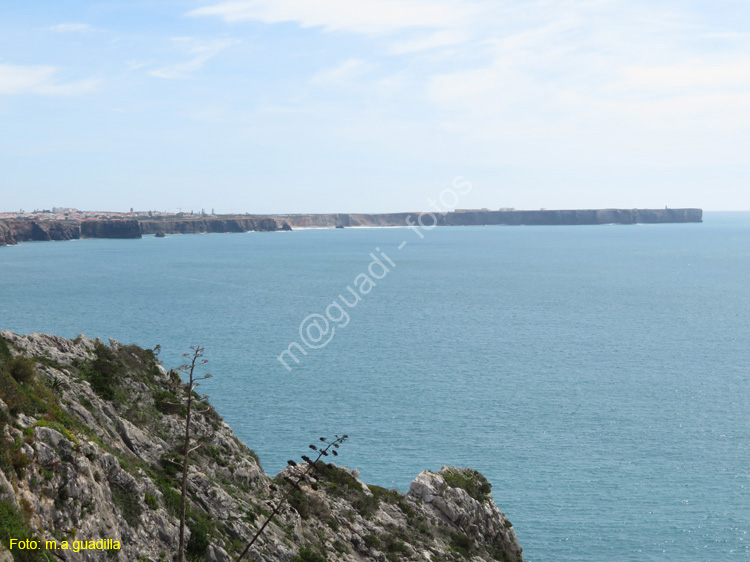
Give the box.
[442,468,492,504]
[110,485,142,528]
[10,356,36,384]
[286,487,330,520]
[382,534,407,553]
[368,485,402,507]
[291,546,327,562]
[145,493,158,510]
[160,485,182,518]
[58,488,69,502]
[0,501,52,561]
[450,533,473,558]
[332,540,349,554]
[7,435,31,478]
[0,336,12,362]
[83,343,122,400]
[34,356,65,371]
[203,445,228,467]
[351,494,379,518]
[186,518,211,561]
[160,452,183,478]
[314,462,362,496]
[153,390,185,416]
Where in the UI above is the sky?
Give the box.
[1,0,749,213]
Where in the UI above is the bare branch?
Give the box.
[234,435,348,562]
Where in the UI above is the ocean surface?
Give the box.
[1,211,748,561]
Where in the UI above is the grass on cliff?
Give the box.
[0,338,86,480]
[291,546,328,562]
[0,501,54,562]
[0,336,11,362]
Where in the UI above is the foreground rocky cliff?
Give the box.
[0,332,523,562]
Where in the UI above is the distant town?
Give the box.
[0,208,226,221]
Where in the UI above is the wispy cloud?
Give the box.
[148,38,239,79]
[311,59,370,86]
[389,30,467,54]
[0,63,97,95]
[49,23,93,33]
[188,0,474,34]
[615,58,750,92]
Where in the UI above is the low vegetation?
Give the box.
[442,468,492,504]
[0,333,521,562]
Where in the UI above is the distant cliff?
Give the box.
[0,209,702,246]
[274,208,703,228]
[439,208,703,226]
[138,216,289,235]
[138,208,702,234]
[0,219,141,246]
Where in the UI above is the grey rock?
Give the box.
[0,331,524,562]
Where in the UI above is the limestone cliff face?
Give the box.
[439,208,703,226]
[136,208,703,236]
[0,220,81,245]
[0,220,141,246]
[0,209,702,247]
[0,332,523,562]
[79,220,142,240]
[278,209,703,228]
[138,217,288,235]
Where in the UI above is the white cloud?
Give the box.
[149,38,239,79]
[311,59,370,86]
[126,60,149,71]
[189,0,750,168]
[188,0,474,34]
[49,23,92,33]
[389,30,468,53]
[616,59,750,91]
[0,64,97,95]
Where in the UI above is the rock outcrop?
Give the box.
[79,220,142,240]
[138,217,289,236]
[0,331,523,562]
[0,220,141,246]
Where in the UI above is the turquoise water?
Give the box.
[1,212,748,561]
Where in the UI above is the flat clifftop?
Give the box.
[272,208,703,228]
[0,331,523,562]
[0,208,701,245]
[143,208,702,231]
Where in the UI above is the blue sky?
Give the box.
[1,0,749,213]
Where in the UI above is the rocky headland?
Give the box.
[138,217,291,236]
[273,208,703,228]
[0,208,702,246]
[0,220,142,247]
[0,331,524,562]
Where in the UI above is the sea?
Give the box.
[1,211,748,561]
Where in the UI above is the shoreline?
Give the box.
[0,208,703,247]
